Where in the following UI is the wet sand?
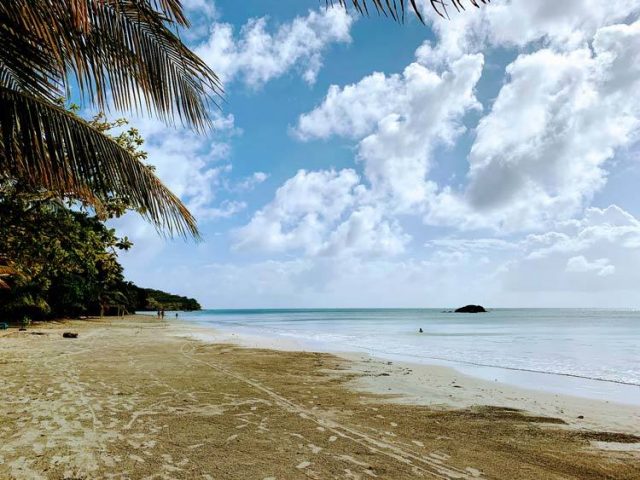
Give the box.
[0,315,638,479]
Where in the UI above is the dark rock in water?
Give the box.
[454,305,487,313]
[63,332,78,339]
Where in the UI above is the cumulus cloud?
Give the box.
[419,0,640,62]
[252,17,640,262]
[298,50,484,209]
[463,23,640,226]
[357,54,483,213]
[125,202,640,307]
[238,51,483,257]
[293,16,640,235]
[233,169,411,257]
[196,7,354,87]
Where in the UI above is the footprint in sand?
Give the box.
[308,444,322,454]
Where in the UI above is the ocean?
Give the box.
[178,308,640,405]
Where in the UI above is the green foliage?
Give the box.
[115,282,200,312]
[0,111,201,321]
[135,287,201,311]
[0,184,131,319]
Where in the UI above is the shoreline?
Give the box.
[1,315,639,479]
[176,321,640,436]
[167,310,640,406]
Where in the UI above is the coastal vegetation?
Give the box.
[0,111,199,321]
[0,184,200,320]
[123,285,201,312]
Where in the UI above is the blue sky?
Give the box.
[112,0,640,308]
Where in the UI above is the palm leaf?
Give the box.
[0,87,198,238]
[329,0,490,21]
[0,0,221,130]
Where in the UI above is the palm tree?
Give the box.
[0,0,222,237]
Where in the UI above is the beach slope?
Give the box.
[0,316,638,479]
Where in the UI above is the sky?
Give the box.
[111,0,640,308]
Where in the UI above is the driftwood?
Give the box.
[62,332,78,339]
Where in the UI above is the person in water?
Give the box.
[419,328,423,333]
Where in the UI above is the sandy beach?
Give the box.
[1,315,639,479]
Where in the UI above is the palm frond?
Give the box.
[0,0,221,130]
[328,0,490,22]
[0,87,199,238]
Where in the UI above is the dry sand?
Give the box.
[0,315,638,479]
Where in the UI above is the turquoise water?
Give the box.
[179,308,640,404]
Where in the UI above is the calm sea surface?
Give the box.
[178,309,640,404]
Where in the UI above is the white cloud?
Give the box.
[232,171,269,192]
[233,169,410,256]
[258,16,640,262]
[196,7,354,87]
[118,1,640,308]
[357,54,483,213]
[239,6,640,271]
[295,72,406,141]
[123,203,640,307]
[126,112,242,221]
[182,0,218,19]
[566,256,615,276]
[468,23,639,221]
[240,51,483,257]
[322,206,410,257]
[419,0,640,62]
[234,169,361,254]
[200,199,247,220]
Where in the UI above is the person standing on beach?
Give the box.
[161,308,165,319]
